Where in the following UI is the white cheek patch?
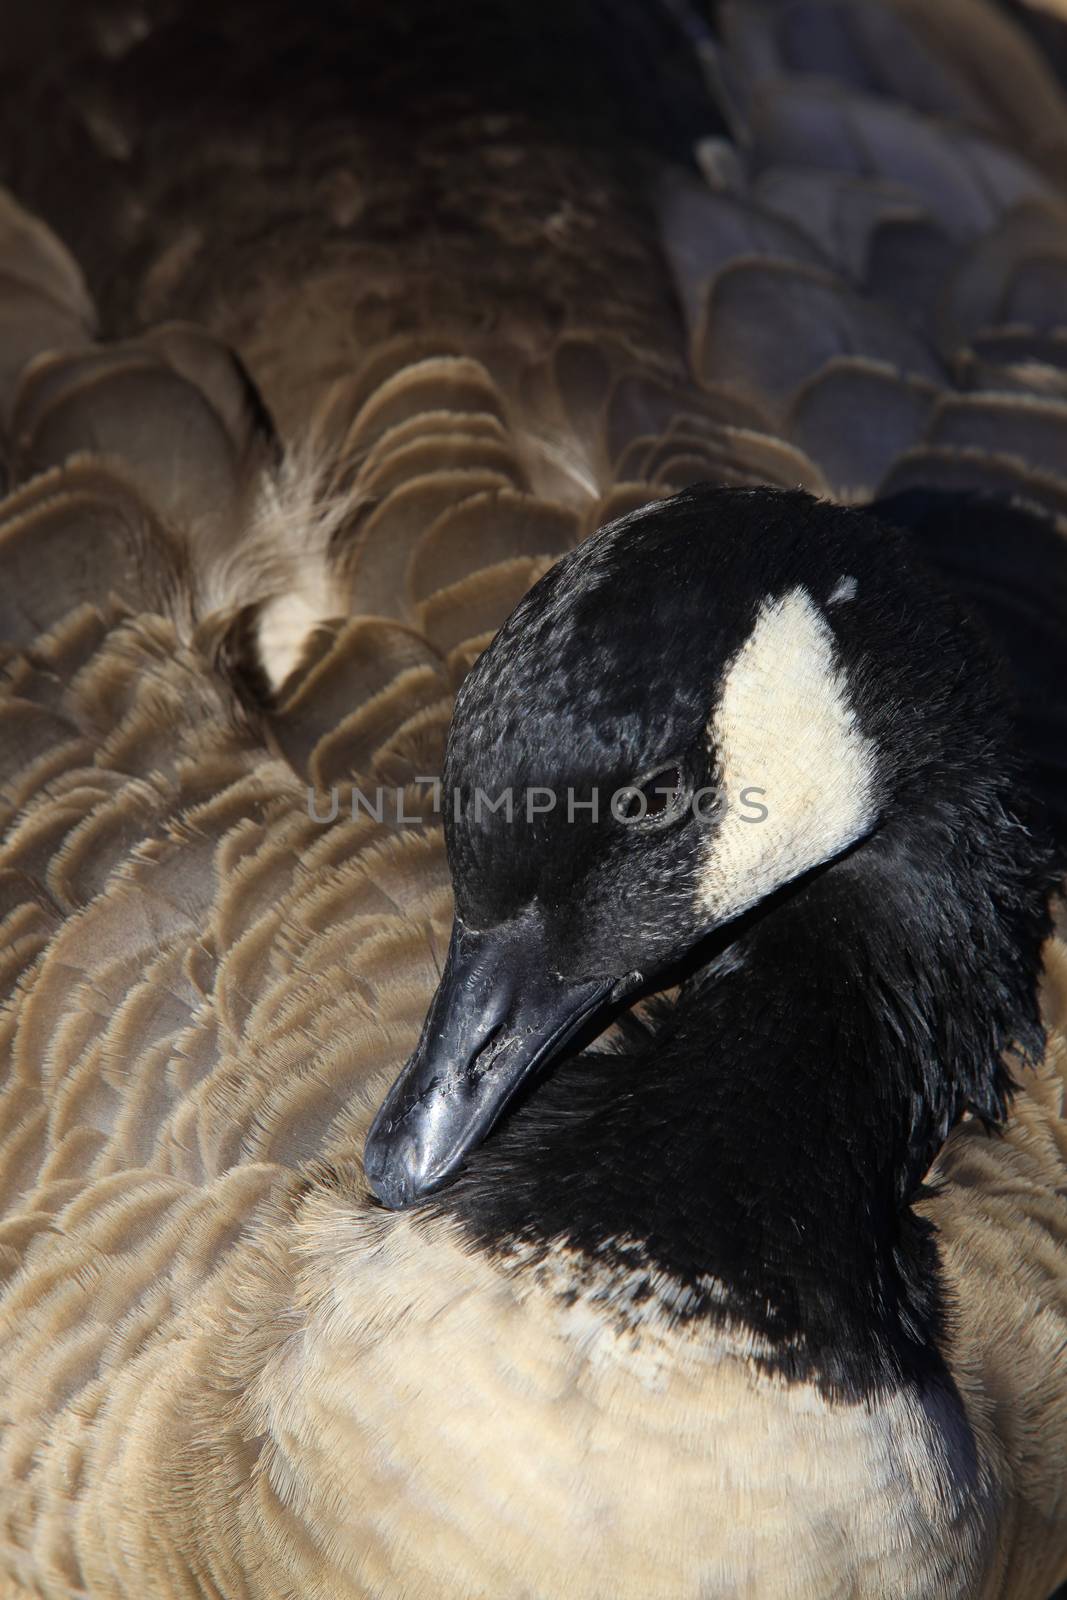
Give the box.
[698,586,878,923]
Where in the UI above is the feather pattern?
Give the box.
[0,1,1063,1596]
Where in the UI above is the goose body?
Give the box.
[1,2,1067,1597]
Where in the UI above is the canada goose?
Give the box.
[1,0,1067,1597]
[364,474,1067,1580]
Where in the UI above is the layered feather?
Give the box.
[0,0,1064,1595]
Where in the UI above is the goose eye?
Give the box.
[615,763,688,825]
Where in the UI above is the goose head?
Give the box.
[365,485,1051,1235]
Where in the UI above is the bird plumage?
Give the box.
[0,1,1066,1596]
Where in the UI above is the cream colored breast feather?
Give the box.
[0,0,1066,1596]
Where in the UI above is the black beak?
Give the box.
[363,916,621,1209]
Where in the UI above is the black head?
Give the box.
[364,484,1045,1208]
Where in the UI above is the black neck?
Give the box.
[436,802,1050,1398]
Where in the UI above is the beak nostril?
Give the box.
[469,1024,525,1084]
[479,1020,503,1053]
[468,1019,502,1073]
